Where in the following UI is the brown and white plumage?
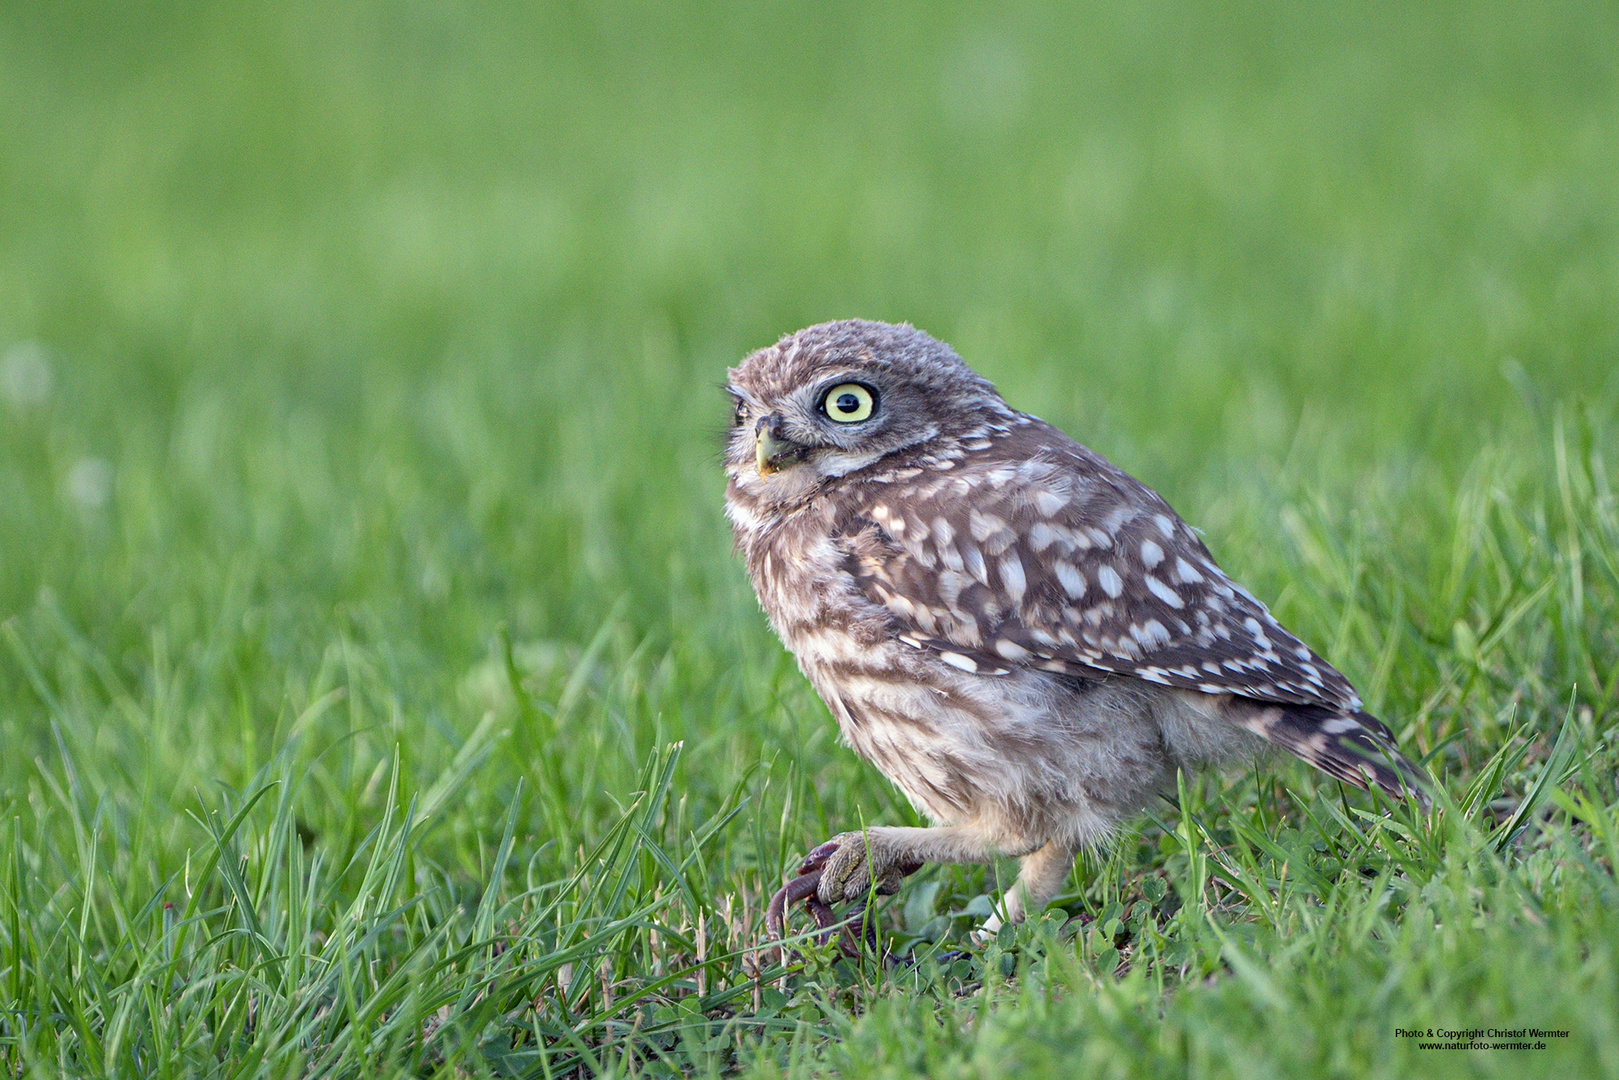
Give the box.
[724,319,1427,942]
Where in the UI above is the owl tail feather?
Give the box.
[1235,700,1431,809]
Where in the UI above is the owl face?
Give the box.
[725,320,1006,506]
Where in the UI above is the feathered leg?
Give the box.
[767,826,1078,954]
[980,839,1077,935]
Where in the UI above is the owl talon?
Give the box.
[814,831,923,904]
[805,896,839,944]
[763,832,926,962]
[765,869,824,947]
[797,840,842,875]
[768,888,879,959]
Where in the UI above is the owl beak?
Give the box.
[755,415,806,476]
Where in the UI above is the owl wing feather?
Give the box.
[838,417,1426,801]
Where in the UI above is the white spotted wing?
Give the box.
[838,418,1363,713]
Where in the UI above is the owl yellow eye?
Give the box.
[822,383,876,423]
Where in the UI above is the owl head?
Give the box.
[725,320,1008,504]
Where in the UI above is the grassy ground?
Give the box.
[2,0,1618,1075]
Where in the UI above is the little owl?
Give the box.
[723,320,1425,947]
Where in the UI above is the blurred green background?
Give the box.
[2,1,1618,1074]
[5,0,1615,708]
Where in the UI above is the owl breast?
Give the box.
[725,485,1175,845]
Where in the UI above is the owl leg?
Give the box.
[766,826,997,955]
[979,840,1077,936]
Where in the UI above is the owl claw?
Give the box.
[765,869,824,946]
[797,840,843,875]
[804,896,840,936]
[765,833,921,961]
[764,875,875,959]
[813,831,922,905]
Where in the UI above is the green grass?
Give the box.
[2,0,1618,1075]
